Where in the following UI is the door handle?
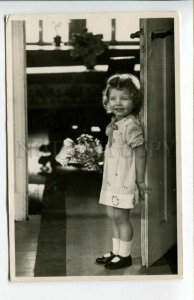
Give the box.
[151,30,173,40]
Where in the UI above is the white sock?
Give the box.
[104,238,120,257]
[112,238,120,255]
[118,240,132,257]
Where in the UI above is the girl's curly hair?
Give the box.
[103,73,141,116]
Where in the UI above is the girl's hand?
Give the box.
[136,182,151,201]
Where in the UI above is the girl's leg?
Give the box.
[96,206,119,264]
[106,206,120,255]
[114,208,133,241]
[114,208,133,258]
[105,208,133,269]
[106,206,119,239]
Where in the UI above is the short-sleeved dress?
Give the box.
[99,114,144,209]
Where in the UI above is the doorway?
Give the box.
[7,13,179,279]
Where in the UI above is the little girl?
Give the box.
[96,73,150,270]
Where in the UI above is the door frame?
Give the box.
[6,20,28,222]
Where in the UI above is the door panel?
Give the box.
[140,18,177,267]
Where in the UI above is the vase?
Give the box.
[54,35,61,47]
[83,54,97,70]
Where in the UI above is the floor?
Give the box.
[15,167,176,278]
[15,215,41,277]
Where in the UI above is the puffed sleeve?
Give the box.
[126,118,144,149]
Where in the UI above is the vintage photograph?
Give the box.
[6,11,181,280]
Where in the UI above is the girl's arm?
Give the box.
[134,144,151,199]
[134,144,147,183]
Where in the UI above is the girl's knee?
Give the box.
[115,209,130,224]
[106,206,115,221]
[115,214,124,224]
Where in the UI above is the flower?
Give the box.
[63,138,74,147]
[95,144,103,155]
[56,134,104,172]
[55,138,75,166]
[69,28,107,70]
[75,144,87,154]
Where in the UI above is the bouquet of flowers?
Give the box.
[55,134,104,172]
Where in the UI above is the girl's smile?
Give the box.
[108,88,134,120]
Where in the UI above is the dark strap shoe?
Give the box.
[105,255,132,269]
[96,251,116,265]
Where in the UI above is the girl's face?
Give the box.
[108,88,134,120]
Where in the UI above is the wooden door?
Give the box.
[140,18,177,267]
[6,20,28,221]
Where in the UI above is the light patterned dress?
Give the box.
[99,114,144,209]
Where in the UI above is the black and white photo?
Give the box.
[6,11,181,280]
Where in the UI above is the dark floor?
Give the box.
[15,215,40,277]
[15,167,177,278]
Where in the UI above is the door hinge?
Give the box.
[151,30,173,40]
